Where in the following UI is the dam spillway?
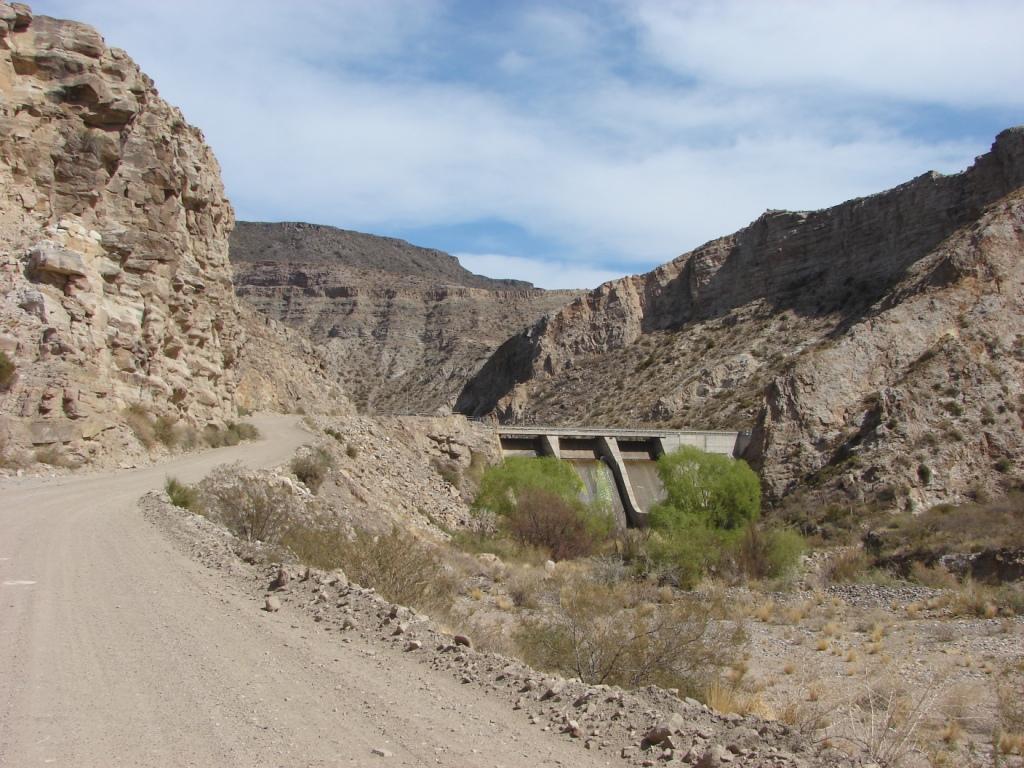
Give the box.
[497,426,748,527]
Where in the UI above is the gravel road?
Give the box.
[0,414,610,767]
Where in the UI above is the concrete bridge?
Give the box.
[497,426,748,527]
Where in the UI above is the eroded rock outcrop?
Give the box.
[458,129,1024,510]
[0,4,242,463]
[0,5,347,465]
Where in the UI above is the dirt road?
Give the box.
[0,414,610,767]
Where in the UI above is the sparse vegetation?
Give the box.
[290,446,334,492]
[165,476,198,510]
[33,445,78,468]
[198,463,301,543]
[0,350,15,390]
[514,576,738,697]
[285,523,456,614]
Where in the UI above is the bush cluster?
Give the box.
[473,456,614,560]
[641,447,802,587]
[125,404,260,452]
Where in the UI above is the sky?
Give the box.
[33,1,1024,289]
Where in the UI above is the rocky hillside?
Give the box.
[231,222,579,413]
[457,128,1024,512]
[0,4,346,466]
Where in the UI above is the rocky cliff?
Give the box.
[457,128,1024,511]
[0,5,346,466]
[231,222,579,413]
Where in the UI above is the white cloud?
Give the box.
[31,0,1022,286]
[630,0,1024,109]
[456,253,624,290]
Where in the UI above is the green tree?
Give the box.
[648,446,760,532]
[473,456,614,560]
[473,456,583,517]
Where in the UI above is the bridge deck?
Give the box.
[496,426,739,440]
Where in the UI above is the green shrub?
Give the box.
[0,350,15,390]
[641,447,763,586]
[473,456,613,560]
[474,456,583,517]
[290,447,334,493]
[165,476,198,510]
[649,447,760,531]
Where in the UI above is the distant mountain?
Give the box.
[230,222,580,413]
[231,221,533,291]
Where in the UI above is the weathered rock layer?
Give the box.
[231,222,578,413]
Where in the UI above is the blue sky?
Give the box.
[34,1,1024,289]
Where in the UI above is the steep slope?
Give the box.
[231,222,579,413]
[0,5,347,466]
[457,128,1024,511]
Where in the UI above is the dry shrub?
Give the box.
[431,456,462,489]
[506,487,606,560]
[937,580,1024,618]
[818,547,872,586]
[125,404,157,448]
[198,463,303,544]
[997,661,1024,753]
[506,570,543,609]
[908,562,958,589]
[33,445,79,468]
[290,447,334,493]
[0,350,15,390]
[705,678,774,719]
[280,524,350,570]
[336,526,456,614]
[827,682,940,768]
[514,576,738,697]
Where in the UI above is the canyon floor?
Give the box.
[0,415,612,768]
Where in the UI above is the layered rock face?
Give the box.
[0,5,345,464]
[458,129,1024,511]
[231,222,578,413]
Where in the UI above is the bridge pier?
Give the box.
[596,436,645,527]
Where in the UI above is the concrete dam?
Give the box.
[497,426,748,528]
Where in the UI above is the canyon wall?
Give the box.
[457,129,1024,511]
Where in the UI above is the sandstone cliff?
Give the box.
[0,5,346,466]
[231,222,579,413]
[457,129,1024,511]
